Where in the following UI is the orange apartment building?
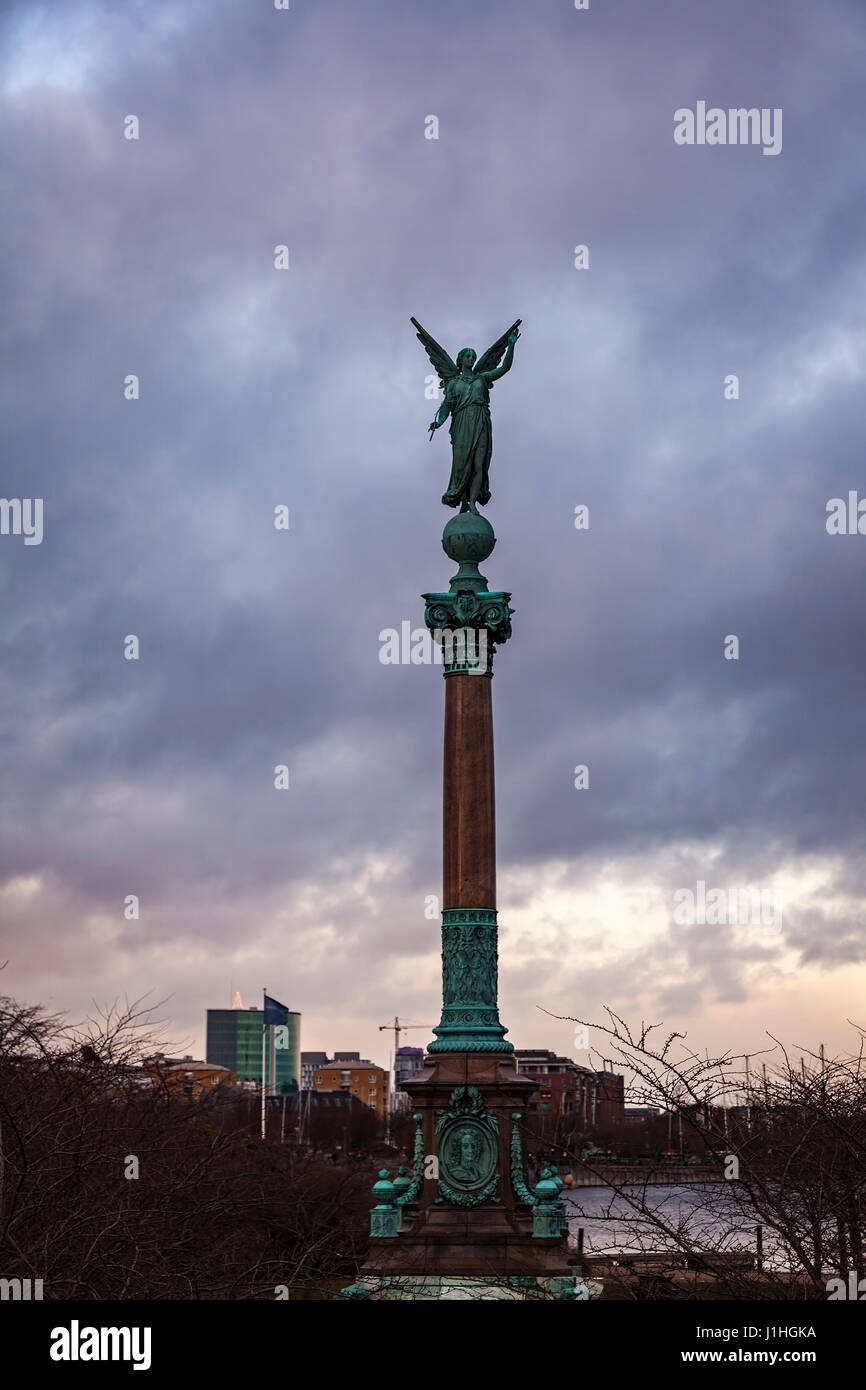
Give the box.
[311,1056,390,1117]
[145,1055,236,1099]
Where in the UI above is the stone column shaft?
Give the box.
[423,513,514,1055]
[443,672,495,909]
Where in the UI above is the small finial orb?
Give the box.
[442,512,496,565]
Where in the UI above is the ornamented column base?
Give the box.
[428,908,513,1054]
[427,1031,513,1054]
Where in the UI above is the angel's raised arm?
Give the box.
[410,317,459,387]
[476,319,521,381]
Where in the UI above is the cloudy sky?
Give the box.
[2,0,865,1081]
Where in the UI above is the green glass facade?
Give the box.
[206,1008,300,1095]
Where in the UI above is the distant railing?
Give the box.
[566,1162,723,1187]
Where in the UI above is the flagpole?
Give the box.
[300,1078,310,1148]
[261,986,267,1141]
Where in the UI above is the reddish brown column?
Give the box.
[443,672,496,910]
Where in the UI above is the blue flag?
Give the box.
[263,994,289,1027]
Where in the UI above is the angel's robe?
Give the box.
[441,373,493,509]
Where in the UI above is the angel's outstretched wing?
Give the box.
[475,319,522,376]
[410,317,458,387]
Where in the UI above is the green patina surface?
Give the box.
[423,514,513,677]
[510,1112,536,1206]
[411,317,521,516]
[427,909,513,1053]
[433,1086,500,1207]
[394,1114,424,1207]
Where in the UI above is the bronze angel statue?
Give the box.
[411,316,521,514]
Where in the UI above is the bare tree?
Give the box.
[540,1008,866,1300]
[0,993,373,1299]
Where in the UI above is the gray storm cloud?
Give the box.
[1,0,864,1062]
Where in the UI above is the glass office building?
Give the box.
[206,1006,300,1095]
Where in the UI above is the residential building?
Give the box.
[395,1045,424,1088]
[595,1068,625,1126]
[515,1049,625,1128]
[301,1051,329,1089]
[515,1049,597,1124]
[146,1056,235,1099]
[392,1046,424,1113]
[311,1059,390,1117]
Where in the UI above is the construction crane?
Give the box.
[378,1018,432,1143]
[379,1017,431,1056]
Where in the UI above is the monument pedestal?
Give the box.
[358,1053,582,1297]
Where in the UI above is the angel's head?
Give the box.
[457,348,477,373]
